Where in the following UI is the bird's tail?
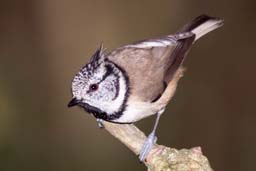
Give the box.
[179,15,224,41]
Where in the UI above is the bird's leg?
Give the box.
[96,118,104,128]
[139,108,165,161]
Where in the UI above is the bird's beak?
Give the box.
[68,98,81,107]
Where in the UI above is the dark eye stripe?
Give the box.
[100,64,114,83]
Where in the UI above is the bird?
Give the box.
[68,15,224,161]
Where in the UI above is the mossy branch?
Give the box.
[103,121,213,171]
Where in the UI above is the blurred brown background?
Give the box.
[0,0,255,171]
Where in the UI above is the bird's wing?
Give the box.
[107,15,223,103]
[107,33,195,102]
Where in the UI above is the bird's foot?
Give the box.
[96,118,104,128]
[139,132,157,162]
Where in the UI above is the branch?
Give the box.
[103,121,213,171]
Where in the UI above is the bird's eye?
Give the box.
[89,84,99,91]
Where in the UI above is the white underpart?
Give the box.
[192,19,224,41]
[114,100,154,123]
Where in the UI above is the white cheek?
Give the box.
[93,73,125,115]
[103,95,111,101]
[99,76,116,101]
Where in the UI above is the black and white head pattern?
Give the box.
[71,46,130,121]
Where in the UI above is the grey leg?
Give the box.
[96,118,104,128]
[139,108,165,161]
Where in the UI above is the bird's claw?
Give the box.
[96,118,104,128]
[139,132,157,161]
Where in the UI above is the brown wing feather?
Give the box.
[164,35,195,83]
[107,32,195,103]
[105,15,222,106]
[107,43,176,102]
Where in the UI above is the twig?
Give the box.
[103,121,213,171]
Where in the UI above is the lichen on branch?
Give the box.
[103,121,213,171]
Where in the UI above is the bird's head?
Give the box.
[68,46,129,120]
